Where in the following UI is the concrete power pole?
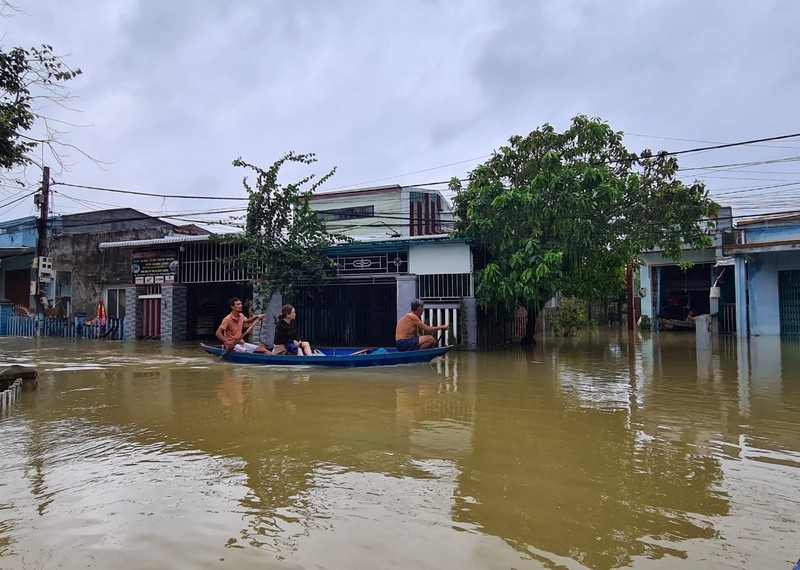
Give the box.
[34,166,51,337]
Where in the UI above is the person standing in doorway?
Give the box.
[216,297,270,353]
[395,299,448,351]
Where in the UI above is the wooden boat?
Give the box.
[201,344,452,368]
[657,317,696,331]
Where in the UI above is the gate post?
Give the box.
[396,275,418,322]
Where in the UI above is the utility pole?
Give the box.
[34,166,51,337]
[626,264,635,331]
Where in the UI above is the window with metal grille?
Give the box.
[180,242,252,284]
[418,273,473,300]
[317,205,375,221]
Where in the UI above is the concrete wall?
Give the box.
[409,242,472,274]
[48,227,174,316]
[748,250,800,335]
[0,218,37,248]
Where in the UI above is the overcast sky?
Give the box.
[2,0,799,229]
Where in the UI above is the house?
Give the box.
[723,213,800,337]
[637,208,732,332]
[0,216,38,312]
[638,207,800,337]
[92,185,479,348]
[0,208,207,336]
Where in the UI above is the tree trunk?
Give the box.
[520,307,538,346]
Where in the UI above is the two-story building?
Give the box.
[95,185,479,348]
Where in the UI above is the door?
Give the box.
[141,297,162,339]
[779,270,800,337]
[4,268,31,308]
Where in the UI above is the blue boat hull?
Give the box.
[201,344,451,368]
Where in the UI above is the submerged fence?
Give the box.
[0,379,22,414]
[5,317,125,340]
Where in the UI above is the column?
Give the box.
[734,255,748,337]
[395,274,418,321]
[161,284,187,341]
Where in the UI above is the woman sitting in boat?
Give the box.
[273,304,314,356]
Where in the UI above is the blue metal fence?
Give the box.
[5,317,125,340]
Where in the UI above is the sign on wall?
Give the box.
[132,250,178,284]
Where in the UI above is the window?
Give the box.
[106,288,127,319]
[317,205,375,221]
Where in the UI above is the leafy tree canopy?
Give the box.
[451,115,719,313]
[217,152,351,302]
[0,41,82,183]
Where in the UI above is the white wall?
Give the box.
[409,243,471,275]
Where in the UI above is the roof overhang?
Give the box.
[723,239,800,255]
[0,246,35,259]
[99,234,212,249]
[326,235,470,255]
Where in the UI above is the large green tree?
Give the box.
[451,115,719,342]
[219,152,350,305]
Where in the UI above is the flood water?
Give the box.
[1,332,799,570]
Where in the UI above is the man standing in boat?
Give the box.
[395,299,448,351]
[216,297,270,354]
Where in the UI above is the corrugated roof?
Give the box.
[99,234,212,249]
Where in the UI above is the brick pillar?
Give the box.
[123,285,144,340]
[160,284,187,341]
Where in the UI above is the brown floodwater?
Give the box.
[0,332,798,569]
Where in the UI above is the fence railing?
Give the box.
[422,304,459,347]
[0,379,22,415]
[719,303,737,335]
[5,317,125,340]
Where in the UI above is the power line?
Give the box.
[52,181,249,200]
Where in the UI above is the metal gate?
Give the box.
[294,283,396,347]
[779,270,800,337]
[141,296,161,339]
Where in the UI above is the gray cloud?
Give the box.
[2,0,799,222]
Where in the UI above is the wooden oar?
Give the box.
[216,320,259,363]
[351,348,370,356]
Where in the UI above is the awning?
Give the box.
[0,247,35,259]
[99,235,211,249]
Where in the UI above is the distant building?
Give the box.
[0,208,202,316]
[638,207,800,337]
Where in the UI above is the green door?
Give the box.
[779,270,800,337]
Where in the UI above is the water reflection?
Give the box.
[0,334,798,569]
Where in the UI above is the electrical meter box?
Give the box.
[38,256,54,281]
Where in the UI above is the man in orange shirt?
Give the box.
[215,297,270,353]
[395,299,448,351]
